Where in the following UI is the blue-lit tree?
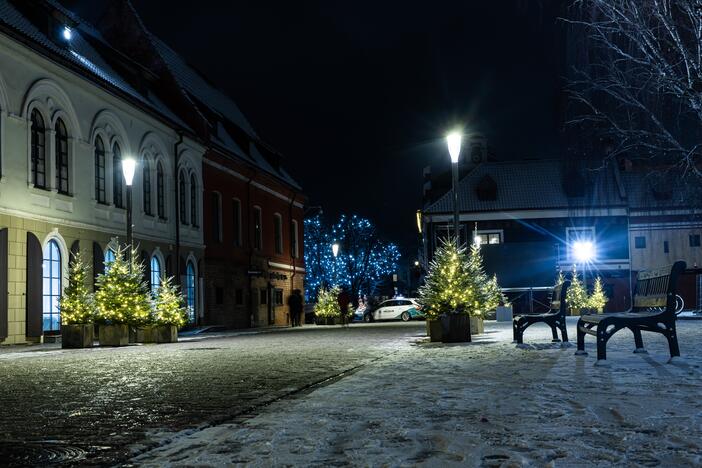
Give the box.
[304,214,400,303]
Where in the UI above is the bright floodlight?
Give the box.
[446,131,462,163]
[63,26,72,41]
[332,243,339,258]
[122,158,136,186]
[414,260,420,267]
[573,241,595,262]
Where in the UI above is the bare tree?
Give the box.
[564,0,702,177]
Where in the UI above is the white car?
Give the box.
[364,298,424,322]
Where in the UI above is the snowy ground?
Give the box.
[131,318,702,467]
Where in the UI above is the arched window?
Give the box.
[179,170,188,224]
[30,109,46,189]
[113,143,123,208]
[185,261,196,323]
[143,159,152,215]
[157,161,165,218]
[55,118,69,194]
[42,239,61,332]
[104,248,116,272]
[94,136,106,203]
[190,173,198,227]
[274,213,283,254]
[150,256,161,292]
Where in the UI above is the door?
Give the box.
[376,300,395,320]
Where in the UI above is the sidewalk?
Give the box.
[131,318,702,466]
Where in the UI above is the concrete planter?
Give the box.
[61,324,94,349]
[470,316,484,335]
[440,313,471,343]
[155,325,178,343]
[99,324,129,347]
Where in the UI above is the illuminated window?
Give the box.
[185,261,196,323]
[42,240,61,332]
[150,256,161,292]
[104,249,116,272]
[30,109,46,189]
[474,231,502,245]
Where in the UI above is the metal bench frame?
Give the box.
[576,261,686,361]
[513,275,571,344]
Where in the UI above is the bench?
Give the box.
[576,261,686,362]
[513,275,571,344]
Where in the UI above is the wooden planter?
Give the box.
[99,324,129,347]
[134,326,157,343]
[316,316,339,325]
[155,325,178,343]
[61,324,94,349]
[569,307,581,317]
[426,319,443,342]
[440,313,471,343]
[470,316,484,335]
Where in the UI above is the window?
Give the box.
[664,240,669,254]
[185,261,196,323]
[690,234,701,247]
[254,207,262,250]
[235,289,244,305]
[55,118,69,195]
[143,159,152,215]
[156,162,165,218]
[274,213,283,254]
[179,170,188,224]
[474,231,501,245]
[94,136,106,203]
[150,256,161,292]
[190,173,198,227]
[211,192,221,242]
[30,109,46,189]
[274,288,283,306]
[259,288,268,305]
[232,199,242,247]
[215,287,224,305]
[635,236,646,249]
[104,249,116,272]
[42,240,61,332]
[112,143,123,208]
[291,220,299,258]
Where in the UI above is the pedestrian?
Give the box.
[288,289,303,327]
[338,287,351,326]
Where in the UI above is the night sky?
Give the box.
[66,0,563,257]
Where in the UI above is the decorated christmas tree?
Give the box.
[587,276,608,313]
[566,265,589,310]
[60,251,95,325]
[314,286,341,317]
[152,276,187,328]
[95,246,151,326]
[466,244,505,318]
[418,238,474,318]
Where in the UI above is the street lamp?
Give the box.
[332,243,339,258]
[572,241,595,263]
[122,157,136,271]
[446,131,462,243]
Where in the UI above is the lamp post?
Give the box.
[573,240,595,294]
[446,132,462,244]
[122,158,136,271]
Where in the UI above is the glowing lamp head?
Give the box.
[332,243,339,258]
[573,241,595,262]
[63,26,72,41]
[414,260,420,267]
[122,158,136,186]
[446,131,462,163]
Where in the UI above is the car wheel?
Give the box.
[401,311,410,322]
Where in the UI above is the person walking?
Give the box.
[288,289,303,327]
[337,288,351,327]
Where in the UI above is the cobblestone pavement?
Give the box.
[0,323,425,466]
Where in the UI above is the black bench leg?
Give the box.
[513,319,522,344]
[575,319,587,356]
[630,327,646,353]
[559,320,569,342]
[550,325,560,342]
[596,326,608,361]
[666,323,680,359]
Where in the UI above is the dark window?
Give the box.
[635,236,646,249]
[211,192,221,242]
[215,287,224,305]
[179,170,188,224]
[94,136,106,203]
[190,174,198,227]
[691,235,701,247]
[274,214,283,254]
[156,162,165,218]
[55,118,69,194]
[235,289,244,305]
[274,289,283,306]
[233,199,242,247]
[143,159,152,215]
[664,240,669,253]
[399,300,412,306]
[259,288,268,305]
[112,143,123,208]
[30,109,46,189]
[254,207,262,250]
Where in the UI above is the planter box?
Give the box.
[569,308,581,317]
[61,324,94,349]
[495,306,513,322]
[99,324,129,347]
[316,316,339,325]
[440,313,471,343]
[134,326,157,343]
[470,316,484,335]
[426,319,442,342]
[155,325,178,343]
